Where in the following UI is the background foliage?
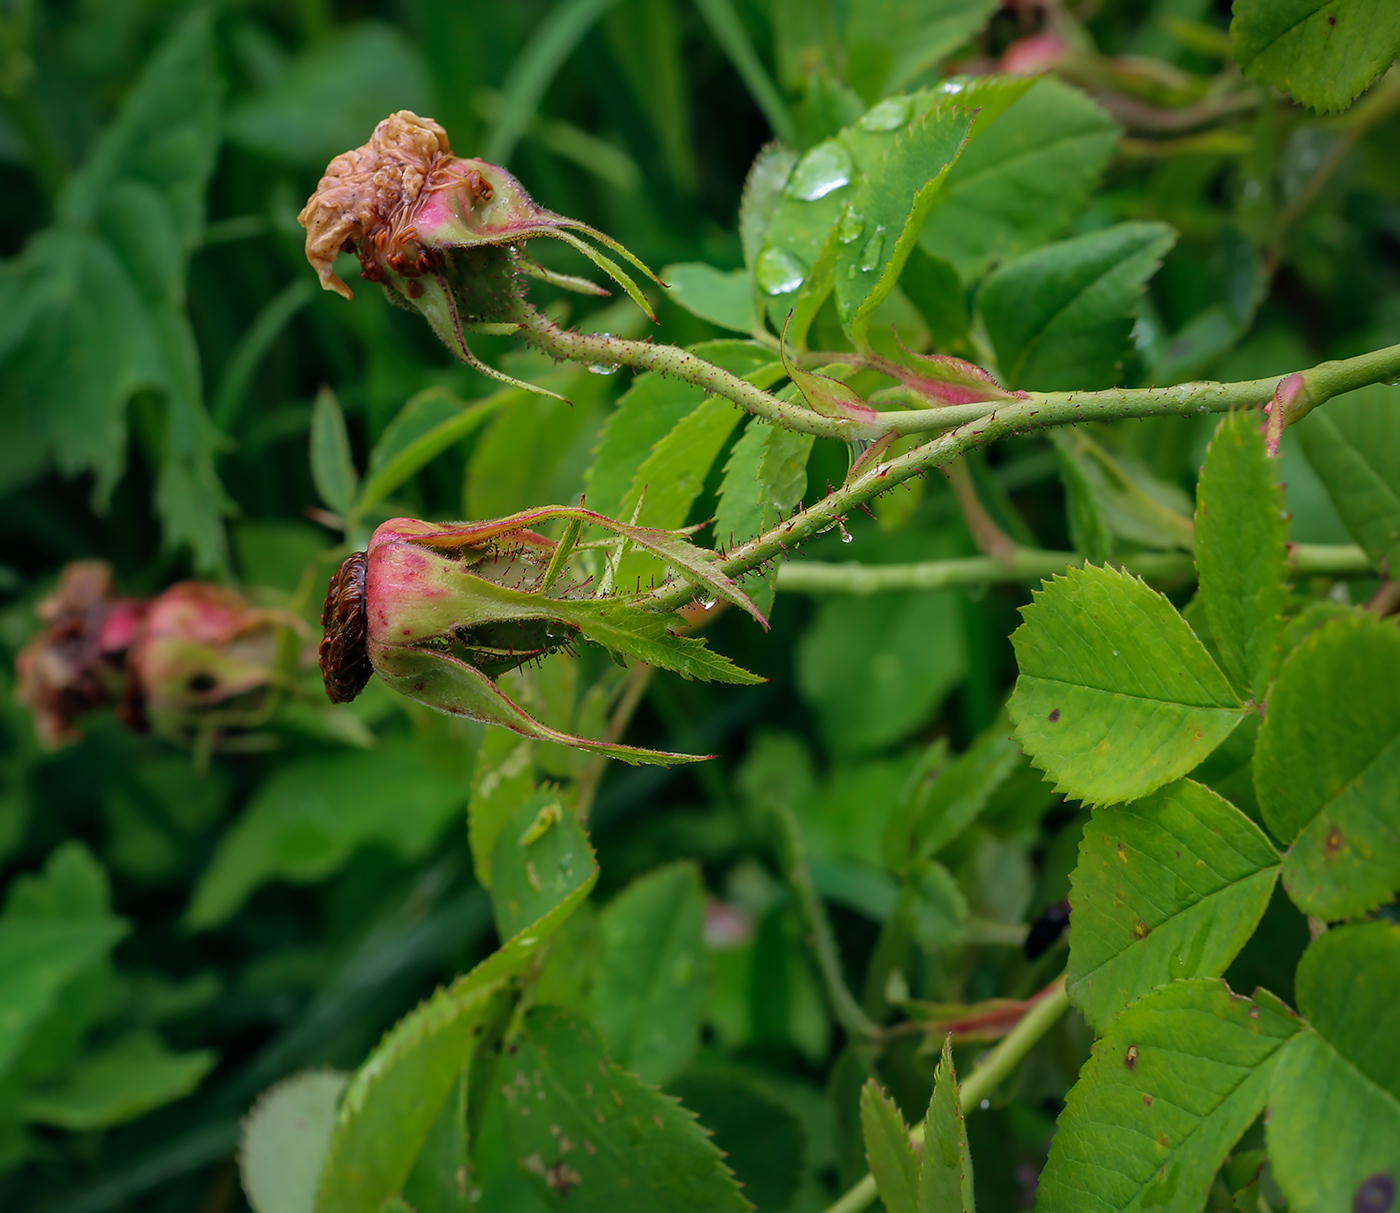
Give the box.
[0,0,1397,1210]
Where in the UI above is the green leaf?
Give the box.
[797,578,967,756]
[740,144,800,294]
[843,0,1000,100]
[557,598,765,685]
[1254,613,1400,919]
[0,918,128,1078]
[0,12,229,569]
[587,863,709,1086]
[314,980,505,1213]
[468,732,537,890]
[1067,780,1281,1034]
[1295,383,1400,576]
[20,1030,215,1130]
[357,387,511,520]
[239,1071,349,1213]
[1268,923,1400,1213]
[1230,0,1400,113]
[713,420,814,617]
[919,1037,974,1213]
[979,222,1177,391]
[1195,412,1289,698]
[1008,565,1246,805]
[1049,429,1196,553]
[662,264,756,332]
[834,105,973,345]
[898,247,970,351]
[1037,979,1301,1213]
[401,1068,471,1213]
[316,820,598,1213]
[1054,432,1115,564]
[310,387,359,517]
[501,1005,750,1211]
[918,77,1121,284]
[585,342,770,519]
[665,1070,805,1211]
[227,23,430,165]
[895,723,1021,868]
[860,1080,919,1213]
[186,739,470,929]
[490,793,596,942]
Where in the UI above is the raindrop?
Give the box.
[785,141,853,201]
[586,362,620,375]
[756,246,807,295]
[979,1098,990,1109]
[1112,650,1119,657]
[940,79,967,95]
[859,226,886,272]
[838,521,853,544]
[838,207,866,244]
[858,97,912,131]
[700,596,717,610]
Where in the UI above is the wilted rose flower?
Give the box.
[298,111,660,392]
[319,512,764,765]
[15,562,147,747]
[125,583,300,745]
[14,565,301,748]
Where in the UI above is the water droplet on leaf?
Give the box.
[858,226,886,272]
[785,141,853,201]
[838,207,866,244]
[586,362,619,375]
[858,97,912,131]
[756,246,807,295]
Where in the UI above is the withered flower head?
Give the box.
[126,583,300,744]
[298,111,662,394]
[317,511,766,766]
[15,562,147,747]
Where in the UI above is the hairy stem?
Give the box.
[775,542,1375,594]
[524,306,1400,442]
[825,975,1072,1213]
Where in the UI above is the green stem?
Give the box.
[772,800,882,1042]
[774,543,1374,595]
[523,309,1400,444]
[643,350,1399,608]
[824,976,1071,1213]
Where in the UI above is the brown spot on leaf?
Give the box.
[1143,1094,1154,1106]
[1356,1174,1395,1213]
[1117,843,1129,863]
[1125,1045,1139,1069]
[522,1153,545,1175]
[546,1162,583,1195]
[1134,920,1151,940]
[1048,708,1061,722]
[1326,826,1345,857]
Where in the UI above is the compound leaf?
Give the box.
[1268,923,1400,1213]
[1254,613,1400,919]
[1231,0,1400,113]
[1037,979,1301,1213]
[919,1037,974,1213]
[979,223,1176,391]
[918,77,1120,284]
[500,1005,750,1211]
[1068,780,1281,1033]
[1195,411,1288,699]
[1295,383,1400,576]
[587,863,709,1086]
[834,104,973,345]
[1008,565,1246,805]
[860,1080,918,1213]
